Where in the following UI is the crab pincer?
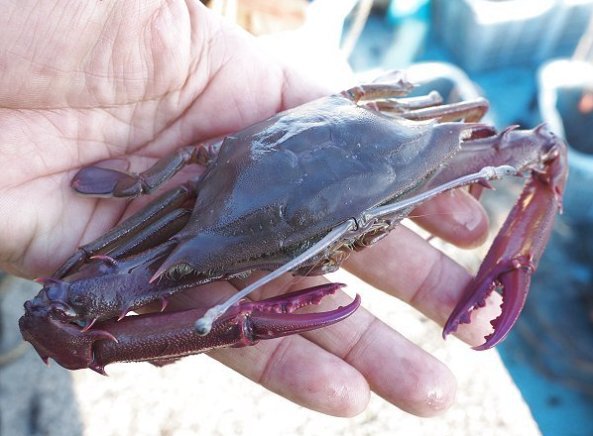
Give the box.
[21,283,359,374]
[443,126,567,349]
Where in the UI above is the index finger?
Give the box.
[345,225,501,347]
[411,188,489,249]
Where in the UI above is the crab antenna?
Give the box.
[194,219,357,336]
[363,164,518,222]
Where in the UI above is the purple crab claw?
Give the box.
[21,283,360,374]
[231,283,361,340]
[19,301,117,374]
[443,137,567,349]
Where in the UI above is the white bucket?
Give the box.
[539,60,593,223]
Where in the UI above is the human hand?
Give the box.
[0,1,499,417]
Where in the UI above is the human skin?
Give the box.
[0,1,498,417]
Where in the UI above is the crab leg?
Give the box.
[345,79,488,123]
[400,98,489,123]
[341,73,414,103]
[72,139,222,198]
[20,283,360,373]
[33,242,181,328]
[372,91,443,114]
[362,164,516,224]
[54,183,198,278]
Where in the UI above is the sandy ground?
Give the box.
[1,258,541,436]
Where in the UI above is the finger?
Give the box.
[210,335,370,417]
[345,225,502,347]
[230,273,457,416]
[411,188,489,248]
[295,279,457,417]
[166,280,370,417]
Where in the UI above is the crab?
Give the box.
[19,72,567,374]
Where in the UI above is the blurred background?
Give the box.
[1,1,592,435]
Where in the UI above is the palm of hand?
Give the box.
[1,1,498,418]
[0,2,316,277]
